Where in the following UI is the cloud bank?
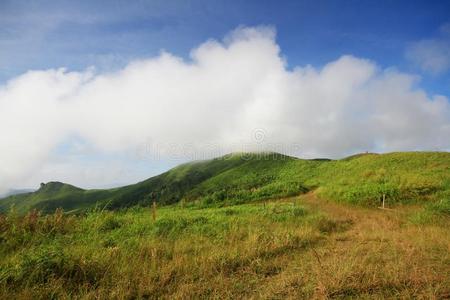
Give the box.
[1,26,449,192]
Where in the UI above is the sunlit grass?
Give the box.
[2,152,449,214]
[1,194,449,298]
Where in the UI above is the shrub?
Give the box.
[428,198,450,216]
[99,215,123,232]
[222,208,240,216]
[40,208,76,235]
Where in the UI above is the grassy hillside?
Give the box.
[0,194,449,298]
[315,152,450,206]
[1,152,449,298]
[0,182,89,214]
[0,153,256,213]
[1,152,449,214]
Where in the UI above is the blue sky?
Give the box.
[1,0,449,94]
[0,0,449,191]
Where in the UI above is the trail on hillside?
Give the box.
[301,191,409,233]
[292,192,450,299]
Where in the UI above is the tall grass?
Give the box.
[1,195,449,298]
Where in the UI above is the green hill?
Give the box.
[1,151,449,214]
[0,182,88,213]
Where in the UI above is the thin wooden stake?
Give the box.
[382,193,385,209]
[152,200,157,221]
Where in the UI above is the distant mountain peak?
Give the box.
[37,181,83,194]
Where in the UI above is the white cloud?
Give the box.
[406,23,450,75]
[0,26,449,192]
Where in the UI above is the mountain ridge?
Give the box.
[1,151,449,214]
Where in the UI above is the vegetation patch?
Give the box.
[3,152,449,213]
[0,194,449,298]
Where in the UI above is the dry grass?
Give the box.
[299,193,450,299]
[0,194,449,299]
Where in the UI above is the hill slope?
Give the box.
[1,152,449,213]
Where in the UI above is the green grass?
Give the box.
[0,200,323,298]
[315,152,450,206]
[1,151,449,298]
[1,195,449,298]
[1,151,449,214]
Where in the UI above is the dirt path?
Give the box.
[300,191,412,234]
[296,191,450,299]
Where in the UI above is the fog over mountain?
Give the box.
[0,26,449,193]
